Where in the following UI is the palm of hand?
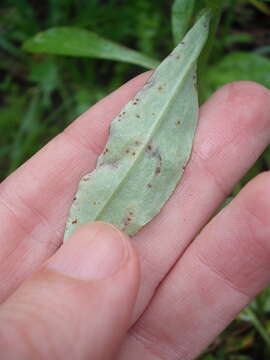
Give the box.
[0,72,270,360]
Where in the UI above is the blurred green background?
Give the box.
[1,0,270,358]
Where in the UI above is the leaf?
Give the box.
[22,27,159,69]
[249,0,270,15]
[171,0,196,45]
[202,52,270,100]
[64,13,209,240]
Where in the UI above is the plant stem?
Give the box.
[244,306,270,348]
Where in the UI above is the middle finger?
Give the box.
[132,81,270,320]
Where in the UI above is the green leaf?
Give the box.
[64,13,209,240]
[22,27,159,69]
[204,52,270,99]
[171,0,196,45]
[249,0,270,14]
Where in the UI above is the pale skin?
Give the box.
[0,72,270,360]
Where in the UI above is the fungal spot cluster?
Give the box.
[132,98,140,105]
[145,142,162,177]
[122,208,136,229]
[117,111,126,122]
[155,167,161,175]
[82,175,91,182]
[125,148,137,156]
[99,159,119,169]
[144,77,155,90]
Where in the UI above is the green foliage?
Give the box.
[1,0,270,357]
[203,52,270,99]
[171,0,196,44]
[23,27,159,69]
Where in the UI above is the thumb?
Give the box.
[0,222,140,360]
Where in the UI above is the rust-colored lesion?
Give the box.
[155,167,161,175]
[145,142,163,176]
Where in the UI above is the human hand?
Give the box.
[0,73,270,360]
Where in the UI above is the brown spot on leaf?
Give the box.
[176,55,180,59]
[123,216,131,227]
[136,114,140,118]
[100,159,119,169]
[176,120,181,125]
[73,196,77,201]
[92,201,97,206]
[125,149,130,154]
[72,219,77,224]
[132,152,136,156]
[147,183,153,188]
[134,140,140,146]
[155,167,161,175]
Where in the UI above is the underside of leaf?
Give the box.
[64,13,210,240]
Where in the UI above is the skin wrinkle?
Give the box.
[242,208,270,269]
[190,150,230,198]
[0,184,61,250]
[128,322,185,360]
[193,249,251,299]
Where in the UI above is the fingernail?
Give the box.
[48,222,129,280]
